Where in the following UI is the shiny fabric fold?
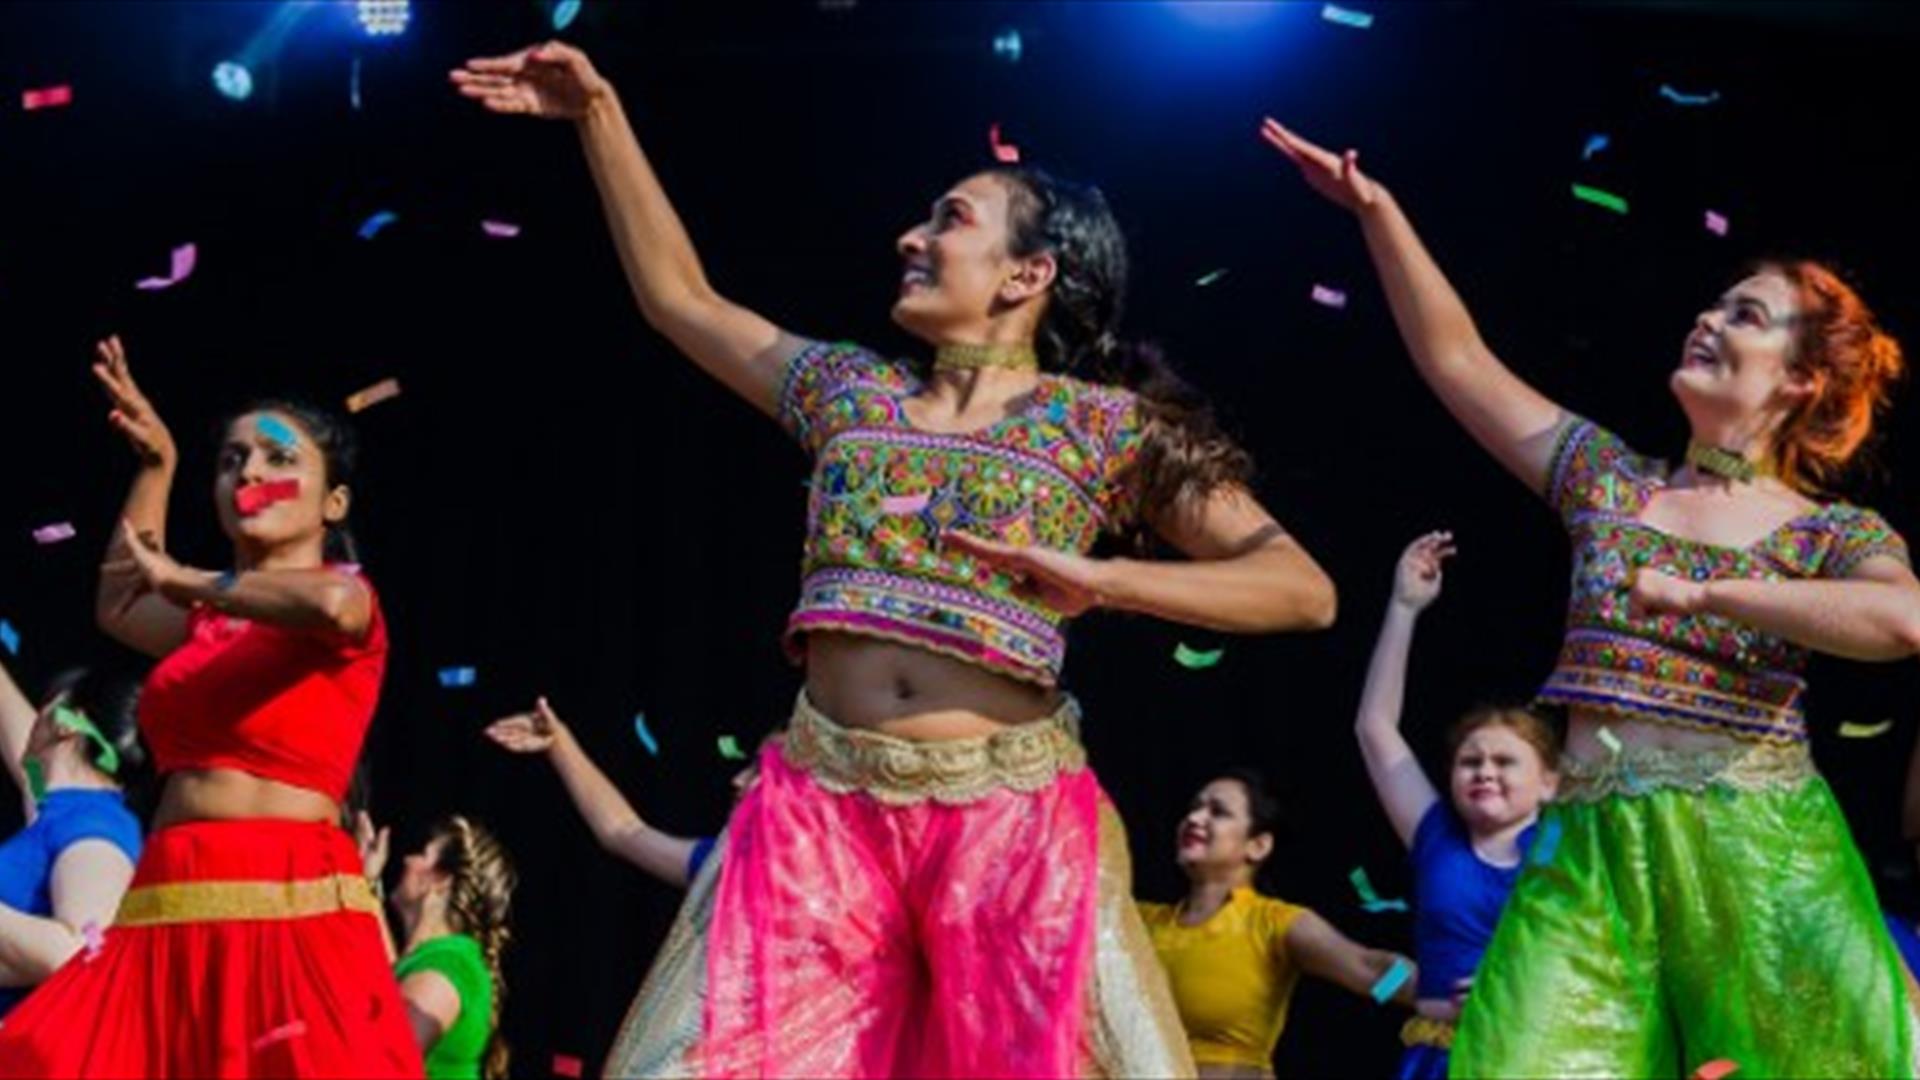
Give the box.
[1451,755,1915,1078]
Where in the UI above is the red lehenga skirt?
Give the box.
[0,818,422,1078]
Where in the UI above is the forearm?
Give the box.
[0,661,33,782]
[1100,542,1336,633]
[97,464,175,619]
[1698,577,1920,661]
[548,729,693,884]
[575,91,718,327]
[1357,189,1493,384]
[1355,603,1420,740]
[160,568,367,638]
[0,904,79,986]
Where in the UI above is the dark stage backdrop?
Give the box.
[6,2,1920,1075]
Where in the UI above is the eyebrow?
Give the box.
[1725,293,1776,319]
[932,193,977,216]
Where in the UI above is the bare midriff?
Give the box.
[153,768,340,830]
[803,631,1062,738]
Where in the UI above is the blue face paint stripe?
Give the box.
[256,415,299,450]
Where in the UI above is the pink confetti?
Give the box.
[250,1019,307,1052]
[988,122,1020,164]
[135,243,197,291]
[1704,210,1729,236]
[1310,283,1348,309]
[79,920,104,962]
[552,1053,584,1078]
[881,493,931,515]
[1692,1060,1739,1080]
[22,84,72,111]
[344,377,402,414]
[480,219,521,238]
[32,522,76,545]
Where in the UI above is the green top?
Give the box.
[395,933,494,1080]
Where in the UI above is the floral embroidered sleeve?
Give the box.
[775,340,912,456]
[1544,415,1649,526]
[1824,505,1911,577]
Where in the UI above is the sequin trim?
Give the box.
[1556,740,1815,802]
[1400,1016,1456,1050]
[116,873,379,927]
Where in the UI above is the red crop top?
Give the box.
[139,569,388,802]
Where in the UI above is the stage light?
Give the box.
[552,0,582,31]
[1165,1,1284,29]
[992,28,1022,63]
[355,0,410,37]
[212,60,254,100]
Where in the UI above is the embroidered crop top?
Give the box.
[1536,418,1907,743]
[139,569,389,801]
[778,340,1146,685]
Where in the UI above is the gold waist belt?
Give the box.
[1400,1015,1456,1050]
[779,690,1087,806]
[116,873,380,927]
[1559,740,1815,802]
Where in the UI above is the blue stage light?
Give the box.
[212,60,254,100]
[355,0,410,37]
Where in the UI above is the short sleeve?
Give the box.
[44,801,141,865]
[1824,504,1911,577]
[1089,392,1148,527]
[395,939,490,1013]
[1544,416,1656,526]
[1409,800,1458,871]
[775,340,914,455]
[1255,896,1309,966]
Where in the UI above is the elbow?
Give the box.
[316,582,369,640]
[1286,572,1338,633]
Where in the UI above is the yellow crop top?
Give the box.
[1137,887,1308,1069]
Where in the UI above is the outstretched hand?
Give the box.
[353,809,391,883]
[1392,531,1456,612]
[99,519,187,618]
[449,41,612,120]
[485,696,565,754]
[941,531,1112,618]
[1259,117,1382,213]
[92,335,175,468]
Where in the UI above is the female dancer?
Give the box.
[1266,118,1920,1076]
[1141,770,1415,1079]
[1353,532,1560,1079]
[453,43,1338,1079]
[0,336,421,1076]
[359,813,517,1080]
[0,657,145,1016]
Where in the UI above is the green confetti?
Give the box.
[1596,726,1623,755]
[1348,865,1409,913]
[1840,719,1894,739]
[717,735,747,761]
[1174,643,1225,669]
[1571,183,1629,215]
[1194,268,1230,287]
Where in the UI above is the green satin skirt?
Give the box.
[1451,740,1918,1079]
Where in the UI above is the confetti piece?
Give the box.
[1349,866,1409,913]
[256,415,298,450]
[1194,268,1229,287]
[988,122,1020,164]
[0,621,16,656]
[1659,83,1721,107]
[1704,209,1729,237]
[1529,817,1563,866]
[32,522,76,545]
[250,1019,307,1052]
[552,1054,584,1078]
[718,735,747,761]
[22,84,73,111]
[881,493,931,516]
[633,712,660,756]
[1596,726,1623,755]
[1310,284,1348,309]
[1840,719,1894,738]
[552,0,583,30]
[1173,643,1225,669]
[1692,1060,1739,1080]
[334,563,363,576]
[1571,184,1629,215]
[349,55,362,110]
[135,243,197,290]
[79,920,104,962]
[438,666,477,688]
[1581,133,1609,160]
[345,377,402,414]
[1369,956,1412,1004]
[1321,3,1374,29]
[992,28,1022,63]
[481,219,521,238]
[357,210,399,240]
[235,479,300,516]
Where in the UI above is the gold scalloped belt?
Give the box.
[778,690,1086,806]
[116,873,380,927]
[1400,1015,1455,1050]
[1558,739,1815,802]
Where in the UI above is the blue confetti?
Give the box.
[256,415,298,450]
[1529,817,1563,867]
[437,666,476,688]
[991,29,1022,63]
[1369,956,1413,1004]
[1321,3,1374,29]
[357,210,399,240]
[1581,133,1609,160]
[1658,83,1720,107]
[552,0,581,30]
[350,55,362,110]
[0,619,17,656]
[633,712,660,756]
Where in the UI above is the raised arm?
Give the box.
[103,520,374,645]
[1261,119,1568,495]
[91,336,190,659]
[485,698,699,888]
[1356,533,1453,847]
[0,660,34,819]
[1286,910,1417,1007]
[452,42,807,418]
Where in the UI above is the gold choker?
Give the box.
[1685,441,1772,484]
[933,343,1039,372]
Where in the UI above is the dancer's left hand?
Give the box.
[941,532,1111,617]
[1626,566,1706,619]
[354,810,391,882]
[99,519,189,616]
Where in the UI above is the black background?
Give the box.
[5,2,1920,1075]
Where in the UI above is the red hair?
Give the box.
[1753,260,1905,493]
[1446,705,1561,771]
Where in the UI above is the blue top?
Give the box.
[1886,913,1920,979]
[0,789,143,1015]
[1410,801,1532,999]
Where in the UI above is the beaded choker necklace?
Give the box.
[933,343,1039,372]
[1685,441,1772,484]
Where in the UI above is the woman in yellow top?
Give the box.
[1140,770,1415,1078]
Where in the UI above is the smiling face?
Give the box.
[1448,723,1557,834]
[1670,271,1811,446]
[1174,777,1273,881]
[890,172,1054,347]
[213,410,347,558]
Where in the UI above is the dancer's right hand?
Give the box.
[449,42,612,120]
[1259,118,1382,213]
[1392,531,1455,612]
[353,810,391,882]
[91,335,175,468]
[484,696,565,754]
